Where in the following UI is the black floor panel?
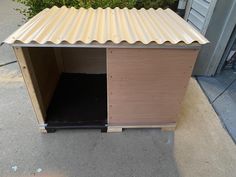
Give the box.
[46,73,107,129]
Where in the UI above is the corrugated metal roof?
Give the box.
[4,6,209,46]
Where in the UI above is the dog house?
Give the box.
[4,6,208,133]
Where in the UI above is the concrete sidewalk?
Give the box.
[198,70,236,143]
[0,0,24,65]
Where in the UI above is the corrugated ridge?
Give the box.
[4,6,209,45]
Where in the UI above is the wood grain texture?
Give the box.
[28,47,60,110]
[107,48,199,126]
[54,48,64,73]
[107,123,176,132]
[62,48,106,74]
[13,47,45,124]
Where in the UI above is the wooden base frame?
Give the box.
[40,124,176,133]
[107,123,176,133]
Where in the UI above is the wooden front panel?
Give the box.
[107,48,199,126]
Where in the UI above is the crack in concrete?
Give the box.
[0,60,17,67]
[212,78,236,103]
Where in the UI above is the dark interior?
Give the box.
[46,73,107,129]
[27,47,107,130]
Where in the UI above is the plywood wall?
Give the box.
[62,48,106,74]
[107,48,199,126]
[28,47,60,110]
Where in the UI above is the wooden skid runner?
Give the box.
[107,124,176,133]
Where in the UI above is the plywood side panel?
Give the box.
[62,48,106,74]
[28,47,60,110]
[13,47,45,125]
[107,48,199,126]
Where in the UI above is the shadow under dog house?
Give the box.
[4,6,208,133]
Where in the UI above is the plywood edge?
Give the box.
[106,48,110,126]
